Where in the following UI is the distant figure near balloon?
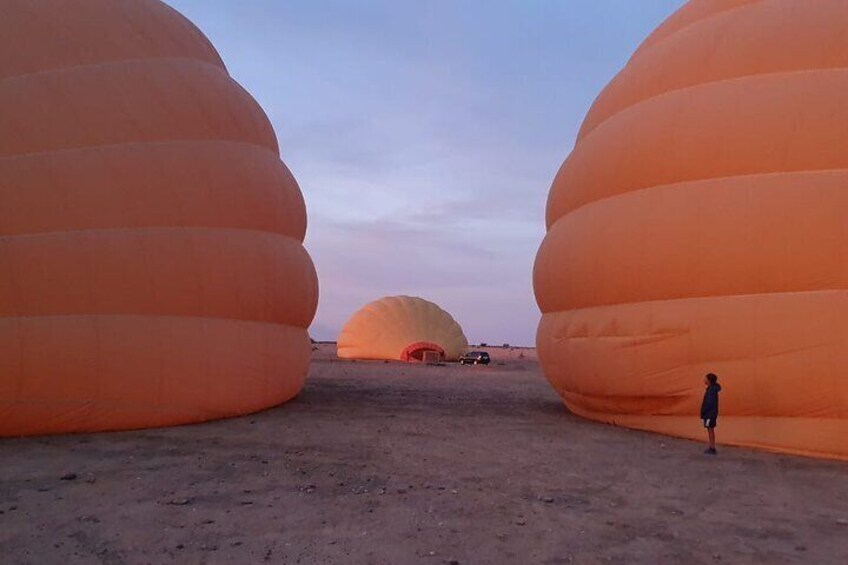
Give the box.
[338,296,468,362]
[534,0,848,460]
[0,0,318,435]
[700,374,721,456]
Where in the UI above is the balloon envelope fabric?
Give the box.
[534,0,848,460]
[0,0,318,436]
[338,296,468,362]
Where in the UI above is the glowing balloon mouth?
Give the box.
[400,342,445,362]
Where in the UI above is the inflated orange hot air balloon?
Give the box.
[338,296,468,362]
[535,0,848,460]
[0,0,318,436]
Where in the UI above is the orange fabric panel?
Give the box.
[569,411,848,463]
[1,60,278,157]
[0,229,317,327]
[538,294,848,460]
[535,0,848,460]
[337,296,468,362]
[0,142,306,240]
[581,0,848,139]
[0,1,317,436]
[633,0,760,59]
[548,69,848,228]
[0,316,309,436]
[0,0,224,79]
[536,171,848,313]
[538,293,847,418]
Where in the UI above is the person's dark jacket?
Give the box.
[700,383,721,419]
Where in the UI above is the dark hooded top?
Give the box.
[700,383,721,419]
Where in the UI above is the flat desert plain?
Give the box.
[1,345,847,564]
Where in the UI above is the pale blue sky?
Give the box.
[168,0,686,345]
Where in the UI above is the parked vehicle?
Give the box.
[459,351,490,365]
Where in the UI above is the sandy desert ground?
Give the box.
[1,345,847,564]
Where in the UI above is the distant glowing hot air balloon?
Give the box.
[534,0,848,460]
[338,296,468,362]
[0,0,318,435]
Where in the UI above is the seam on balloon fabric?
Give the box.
[547,167,848,232]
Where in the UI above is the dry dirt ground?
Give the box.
[1,345,847,565]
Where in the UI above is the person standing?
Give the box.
[701,373,721,455]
